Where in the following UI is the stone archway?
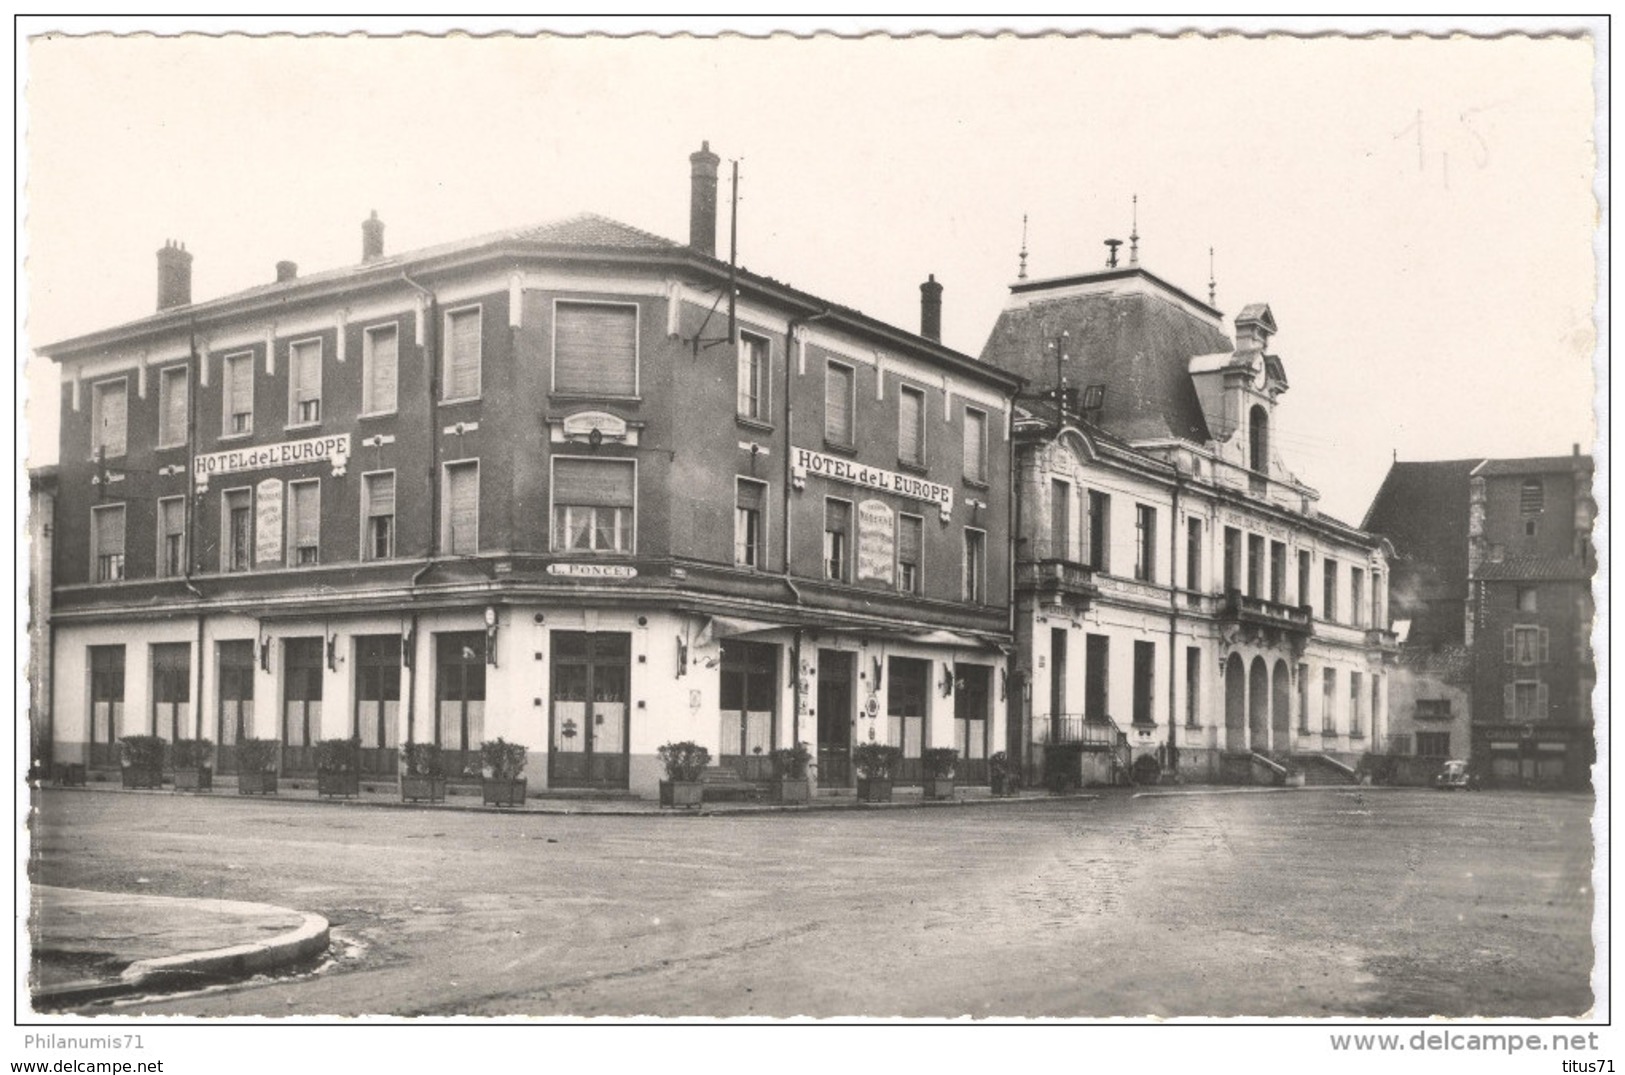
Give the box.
[1248,656,1270,755]
[1272,660,1292,756]
[1224,653,1246,752]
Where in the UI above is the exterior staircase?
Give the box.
[1292,753,1360,785]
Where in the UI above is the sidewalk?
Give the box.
[30,886,329,1008]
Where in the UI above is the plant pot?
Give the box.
[771,777,811,804]
[54,763,86,787]
[483,778,527,807]
[174,767,213,793]
[856,777,893,804]
[317,769,361,798]
[923,777,956,801]
[121,767,163,790]
[659,780,704,809]
[238,770,278,795]
[401,775,448,803]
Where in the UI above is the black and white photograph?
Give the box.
[13,15,1607,1055]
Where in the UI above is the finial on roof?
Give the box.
[1018,214,1029,280]
[1207,246,1217,307]
[1129,195,1139,266]
[1104,238,1122,269]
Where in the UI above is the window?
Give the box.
[824,498,851,582]
[1349,671,1363,736]
[1321,668,1337,733]
[436,633,487,760]
[157,497,185,578]
[217,640,254,761]
[1416,732,1450,757]
[1247,534,1264,597]
[443,460,480,556]
[1416,699,1453,720]
[1134,505,1157,582]
[1297,663,1310,732]
[158,366,189,448]
[362,324,399,415]
[1249,404,1270,473]
[552,458,634,554]
[223,488,253,572]
[1351,568,1366,627]
[1270,541,1286,604]
[88,646,125,767]
[1087,490,1111,572]
[1520,479,1544,514]
[1185,517,1202,601]
[897,513,923,594]
[1322,559,1339,621]
[91,379,128,458]
[1372,675,1383,737]
[1132,640,1155,725]
[91,504,125,582]
[223,353,254,435]
[1297,549,1312,608]
[288,339,322,425]
[720,641,778,773]
[1372,571,1386,626]
[443,306,482,400]
[1050,480,1072,561]
[1081,384,1106,411]
[287,480,321,566]
[283,637,324,765]
[1185,647,1200,727]
[151,643,191,743]
[1223,527,1241,593]
[1508,626,1549,665]
[898,385,926,467]
[362,472,395,561]
[1517,586,1538,612]
[825,361,855,446]
[1084,634,1109,721]
[354,635,401,756]
[963,527,987,604]
[737,333,769,421]
[554,301,636,397]
[1511,680,1546,721]
[963,407,989,484]
[735,478,766,569]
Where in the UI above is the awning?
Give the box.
[696,615,794,648]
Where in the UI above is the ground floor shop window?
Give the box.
[151,643,191,743]
[720,640,777,780]
[550,631,630,789]
[436,632,486,775]
[817,649,855,787]
[216,640,254,773]
[282,638,324,773]
[888,656,930,784]
[88,645,125,768]
[954,663,990,784]
[355,635,401,776]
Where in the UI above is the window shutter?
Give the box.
[899,388,923,464]
[898,514,921,565]
[163,371,188,443]
[98,384,127,455]
[293,483,320,545]
[446,310,481,398]
[162,498,183,538]
[1539,627,1551,664]
[1503,628,1515,662]
[368,329,398,411]
[95,508,124,555]
[553,459,634,507]
[229,357,254,415]
[964,410,987,481]
[555,304,636,396]
[447,464,478,554]
[1537,682,1549,718]
[367,473,395,518]
[293,342,321,403]
[825,365,852,443]
[737,480,764,514]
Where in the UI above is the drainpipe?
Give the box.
[402,271,440,582]
[783,309,831,753]
[1167,464,1182,776]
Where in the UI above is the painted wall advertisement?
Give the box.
[255,478,283,565]
[856,498,895,583]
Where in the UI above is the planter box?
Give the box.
[923,777,956,801]
[856,778,893,804]
[174,767,213,793]
[121,767,163,790]
[54,763,86,787]
[317,770,361,798]
[483,778,527,807]
[401,775,447,803]
[238,770,279,795]
[659,780,704,809]
[771,777,811,804]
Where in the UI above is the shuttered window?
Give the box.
[224,489,253,572]
[552,458,635,553]
[289,340,322,424]
[898,385,925,466]
[897,513,923,594]
[738,334,769,420]
[825,362,854,445]
[443,307,482,400]
[1507,626,1550,665]
[158,367,188,448]
[92,380,127,458]
[735,479,766,568]
[554,302,637,397]
[443,461,479,555]
[288,480,320,565]
[92,505,125,582]
[963,407,988,483]
[158,497,185,578]
[363,325,398,414]
[224,354,254,434]
[363,472,395,560]
[824,499,851,581]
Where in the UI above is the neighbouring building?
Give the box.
[37,143,1021,799]
[28,466,57,776]
[1365,451,1596,788]
[982,251,1395,785]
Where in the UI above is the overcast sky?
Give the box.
[20,28,1600,523]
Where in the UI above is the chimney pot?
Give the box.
[689,141,721,257]
[919,273,943,342]
[156,239,194,311]
[276,260,298,283]
[362,210,385,262]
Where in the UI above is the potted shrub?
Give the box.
[400,741,447,803]
[921,747,958,801]
[118,735,165,789]
[769,742,813,804]
[236,738,280,795]
[989,751,1021,797]
[657,740,710,809]
[852,743,902,804]
[170,738,214,792]
[480,738,528,806]
[315,737,362,798]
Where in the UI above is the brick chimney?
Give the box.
[276,260,298,283]
[689,141,720,257]
[362,210,385,262]
[920,274,943,342]
[156,240,193,310]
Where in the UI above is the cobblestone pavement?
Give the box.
[28,787,1595,1018]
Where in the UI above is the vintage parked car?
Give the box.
[1433,759,1480,791]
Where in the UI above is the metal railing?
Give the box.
[1219,589,1313,632]
[1035,713,1126,749]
